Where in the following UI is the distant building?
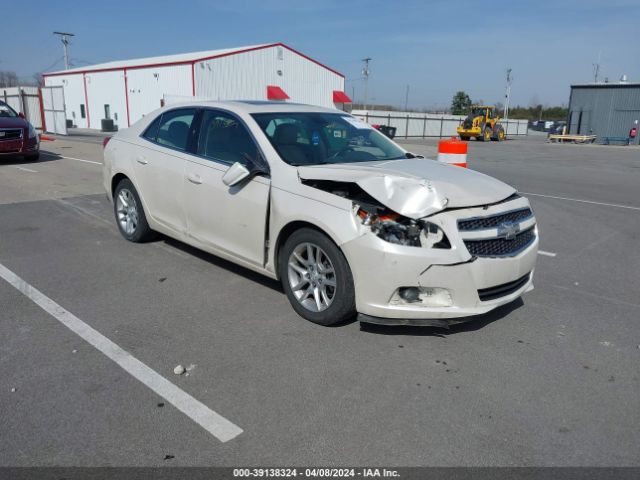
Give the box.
[568,81,640,143]
[43,43,350,131]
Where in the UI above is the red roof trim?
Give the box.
[267,85,290,100]
[42,42,344,79]
[333,90,352,103]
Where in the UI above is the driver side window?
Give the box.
[197,110,258,167]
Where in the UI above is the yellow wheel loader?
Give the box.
[457,106,506,142]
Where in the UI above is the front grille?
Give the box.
[464,227,535,257]
[478,273,531,302]
[0,129,23,141]
[458,207,532,231]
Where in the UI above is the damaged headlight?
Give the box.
[356,206,450,248]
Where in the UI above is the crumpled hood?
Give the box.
[298,158,516,219]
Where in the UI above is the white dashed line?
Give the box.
[0,262,243,443]
[14,166,38,173]
[522,192,640,211]
[41,152,102,165]
[537,250,557,257]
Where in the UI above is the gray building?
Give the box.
[568,82,640,144]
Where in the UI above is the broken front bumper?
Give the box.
[341,222,538,325]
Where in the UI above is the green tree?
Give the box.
[451,91,472,115]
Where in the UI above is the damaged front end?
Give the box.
[300,178,451,249]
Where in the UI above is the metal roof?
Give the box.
[44,42,344,78]
[571,82,640,88]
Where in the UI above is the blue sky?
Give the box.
[5,0,639,109]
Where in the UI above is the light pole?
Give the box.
[404,84,410,111]
[361,57,371,110]
[53,32,75,70]
[503,68,512,122]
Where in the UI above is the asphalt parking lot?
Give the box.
[1,133,639,467]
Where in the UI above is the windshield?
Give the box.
[468,108,487,118]
[251,112,406,166]
[0,102,18,118]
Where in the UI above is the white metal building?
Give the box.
[43,43,349,131]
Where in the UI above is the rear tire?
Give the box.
[279,228,356,326]
[113,178,155,242]
[492,125,505,141]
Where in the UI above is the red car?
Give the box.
[0,100,40,161]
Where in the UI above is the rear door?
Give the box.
[133,108,197,236]
[184,109,270,267]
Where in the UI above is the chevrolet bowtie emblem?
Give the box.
[498,221,520,240]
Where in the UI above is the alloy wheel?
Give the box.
[116,189,139,236]
[287,242,336,312]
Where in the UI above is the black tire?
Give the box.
[491,125,505,141]
[279,228,356,326]
[24,153,40,161]
[459,135,470,141]
[113,178,155,242]
[481,126,492,142]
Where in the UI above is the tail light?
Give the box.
[103,136,112,148]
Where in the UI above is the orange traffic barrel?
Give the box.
[437,137,467,167]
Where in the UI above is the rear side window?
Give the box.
[155,108,196,151]
[142,115,161,141]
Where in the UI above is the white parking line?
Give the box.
[522,192,640,211]
[15,166,38,173]
[538,250,557,257]
[41,152,102,165]
[0,262,243,443]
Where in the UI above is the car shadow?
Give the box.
[151,234,524,334]
[0,150,61,166]
[159,235,283,293]
[359,297,525,337]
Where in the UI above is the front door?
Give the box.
[184,109,270,267]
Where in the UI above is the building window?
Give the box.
[80,104,86,119]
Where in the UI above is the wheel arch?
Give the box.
[273,220,346,281]
[111,172,130,197]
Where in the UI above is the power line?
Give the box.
[39,56,65,73]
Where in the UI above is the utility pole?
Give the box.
[592,50,602,83]
[53,31,75,70]
[503,68,513,122]
[361,57,371,111]
[404,84,410,111]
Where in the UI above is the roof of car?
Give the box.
[162,100,345,115]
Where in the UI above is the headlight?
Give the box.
[356,206,450,248]
[28,123,37,139]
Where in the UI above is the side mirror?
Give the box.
[18,112,25,119]
[222,162,251,187]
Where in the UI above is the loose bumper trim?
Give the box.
[358,313,478,328]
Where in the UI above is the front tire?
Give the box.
[113,178,154,242]
[279,228,356,326]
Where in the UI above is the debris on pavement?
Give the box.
[173,365,185,375]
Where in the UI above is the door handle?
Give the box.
[187,173,202,185]
[136,156,148,165]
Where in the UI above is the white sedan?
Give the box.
[103,101,538,327]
